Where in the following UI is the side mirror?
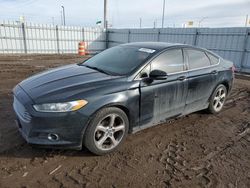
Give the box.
[149,69,167,80]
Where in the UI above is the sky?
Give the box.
[0,0,249,28]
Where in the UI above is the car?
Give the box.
[13,42,234,155]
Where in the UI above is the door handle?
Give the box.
[177,76,186,81]
[211,70,218,74]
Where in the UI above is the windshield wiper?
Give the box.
[83,65,112,75]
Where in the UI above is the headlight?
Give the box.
[33,100,88,112]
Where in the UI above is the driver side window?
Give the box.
[150,49,184,74]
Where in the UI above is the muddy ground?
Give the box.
[0,54,250,188]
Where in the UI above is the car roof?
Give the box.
[121,42,189,50]
[121,42,220,58]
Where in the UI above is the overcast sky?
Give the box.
[0,0,249,28]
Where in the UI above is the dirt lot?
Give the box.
[0,55,250,188]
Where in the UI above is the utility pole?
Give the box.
[60,11,63,25]
[139,18,142,28]
[245,14,249,27]
[161,0,166,28]
[104,0,107,29]
[61,6,65,26]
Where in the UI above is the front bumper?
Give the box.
[13,86,89,150]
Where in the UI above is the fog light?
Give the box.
[48,133,59,141]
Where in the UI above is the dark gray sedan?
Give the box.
[13,42,234,155]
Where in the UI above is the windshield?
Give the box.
[81,46,155,75]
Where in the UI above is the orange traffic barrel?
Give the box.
[78,41,86,55]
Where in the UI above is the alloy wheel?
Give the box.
[213,87,226,112]
[94,114,125,151]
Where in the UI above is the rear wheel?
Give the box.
[84,107,129,155]
[208,84,227,114]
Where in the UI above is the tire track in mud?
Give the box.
[202,122,250,162]
[158,140,217,188]
[224,89,250,109]
[157,89,250,187]
[50,164,93,188]
[46,156,109,188]
[191,163,217,188]
[202,123,250,187]
[159,140,189,186]
[158,122,250,187]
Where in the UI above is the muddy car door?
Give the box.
[139,48,188,129]
[183,48,218,114]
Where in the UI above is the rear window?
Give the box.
[206,52,219,65]
[186,49,211,69]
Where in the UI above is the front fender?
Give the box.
[78,87,140,131]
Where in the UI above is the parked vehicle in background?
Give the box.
[13,42,234,155]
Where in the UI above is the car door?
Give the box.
[139,48,188,129]
[183,48,218,114]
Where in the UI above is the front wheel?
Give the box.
[84,107,129,155]
[208,84,227,114]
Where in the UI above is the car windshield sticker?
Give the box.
[138,48,156,53]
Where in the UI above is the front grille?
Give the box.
[14,97,32,122]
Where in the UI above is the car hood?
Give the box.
[18,64,124,103]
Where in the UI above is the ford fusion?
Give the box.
[13,42,234,155]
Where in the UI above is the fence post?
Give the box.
[193,28,199,46]
[21,23,27,53]
[82,27,85,41]
[127,29,130,43]
[55,25,60,54]
[105,29,109,49]
[239,28,249,72]
[157,29,160,42]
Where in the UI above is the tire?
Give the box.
[208,84,227,114]
[84,107,129,155]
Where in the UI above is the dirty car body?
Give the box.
[13,42,234,151]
